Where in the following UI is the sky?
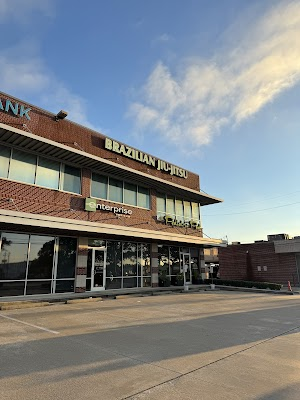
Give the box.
[0,0,300,244]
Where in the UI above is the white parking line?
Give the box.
[0,313,59,334]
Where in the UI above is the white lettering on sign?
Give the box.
[104,138,188,179]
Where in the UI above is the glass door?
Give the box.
[91,247,106,291]
[180,253,191,285]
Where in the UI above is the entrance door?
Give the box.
[91,247,106,291]
[181,253,191,284]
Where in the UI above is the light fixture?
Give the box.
[55,110,68,121]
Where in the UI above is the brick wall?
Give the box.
[219,242,299,284]
[0,91,200,190]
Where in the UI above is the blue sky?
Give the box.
[1,0,300,243]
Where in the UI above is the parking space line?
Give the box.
[0,313,59,334]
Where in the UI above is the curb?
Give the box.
[0,302,50,311]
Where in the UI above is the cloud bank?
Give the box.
[128,1,300,148]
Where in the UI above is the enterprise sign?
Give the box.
[85,198,133,215]
[0,98,31,120]
[105,138,188,179]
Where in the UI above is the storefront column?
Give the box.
[75,237,88,293]
[151,243,159,287]
[199,247,206,280]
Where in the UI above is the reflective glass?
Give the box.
[26,280,52,295]
[175,199,184,222]
[166,196,175,217]
[139,244,151,276]
[158,245,169,276]
[169,247,180,275]
[0,146,10,178]
[106,277,121,289]
[106,241,122,277]
[36,157,60,189]
[9,149,36,184]
[0,281,25,297]
[124,182,137,206]
[192,202,200,222]
[27,235,55,279]
[123,242,137,276]
[62,165,81,194]
[123,277,137,288]
[156,194,166,220]
[55,280,74,293]
[138,186,150,209]
[91,173,108,199]
[108,178,123,203]
[56,237,77,278]
[0,233,29,280]
[184,201,192,221]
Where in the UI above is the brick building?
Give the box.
[0,91,224,298]
[219,236,300,285]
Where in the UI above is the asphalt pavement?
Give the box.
[0,290,299,399]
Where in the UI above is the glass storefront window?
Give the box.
[62,165,81,194]
[9,149,36,184]
[91,173,108,199]
[166,196,175,217]
[0,146,10,178]
[0,233,29,280]
[169,247,180,275]
[158,245,169,276]
[26,281,52,295]
[27,235,55,279]
[106,241,122,277]
[192,202,200,223]
[56,237,77,278]
[108,178,123,203]
[123,242,137,276]
[55,280,75,293]
[36,158,60,189]
[175,199,184,222]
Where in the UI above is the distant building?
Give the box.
[219,234,300,285]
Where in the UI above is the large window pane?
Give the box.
[138,186,150,209]
[184,201,192,221]
[169,247,180,275]
[166,196,175,217]
[27,235,55,279]
[123,242,137,276]
[138,244,151,277]
[0,233,29,280]
[106,241,122,277]
[108,178,123,203]
[91,173,108,199]
[175,199,184,222]
[55,280,74,293]
[9,149,36,184]
[56,237,77,278]
[158,245,169,276]
[36,158,60,189]
[26,281,52,295]
[124,182,137,206]
[62,165,81,194]
[157,194,166,221]
[192,202,200,222]
[0,146,10,178]
[123,277,137,288]
[0,281,25,297]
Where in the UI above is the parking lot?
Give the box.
[0,291,300,399]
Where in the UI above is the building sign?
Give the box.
[104,138,188,179]
[159,215,202,231]
[0,98,31,120]
[85,198,133,215]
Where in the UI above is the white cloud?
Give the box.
[128,0,300,149]
[0,0,54,23]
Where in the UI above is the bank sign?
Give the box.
[85,198,133,215]
[104,138,188,179]
[0,98,31,120]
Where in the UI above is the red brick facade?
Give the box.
[219,242,299,285]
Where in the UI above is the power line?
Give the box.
[202,200,300,216]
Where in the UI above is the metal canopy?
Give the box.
[0,123,222,206]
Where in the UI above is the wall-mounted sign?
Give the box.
[158,215,202,231]
[85,198,133,215]
[104,138,188,179]
[0,98,31,120]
